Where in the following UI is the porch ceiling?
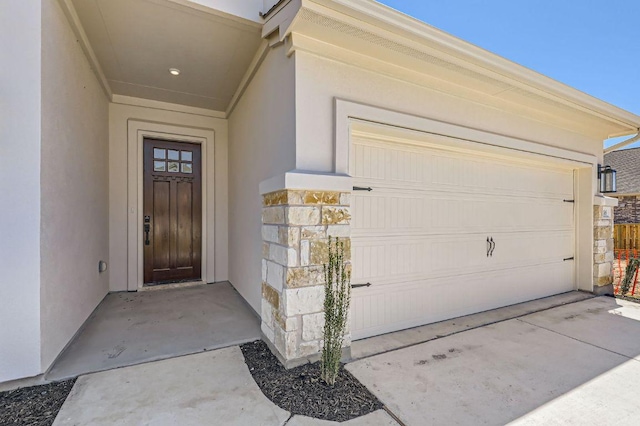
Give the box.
[70,0,263,111]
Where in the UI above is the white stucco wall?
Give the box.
[0,0,42,383]
[293,50,601,294]
[228,44,296,312]
[294,51,603,172]
[108,102,229,291]
[39,0,111,371]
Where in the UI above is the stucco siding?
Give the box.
[0,0,43,383]
[40,0,110,371]
[294,51,603,173]
[228,44,296,312]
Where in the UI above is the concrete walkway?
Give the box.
[53,346,398,426]
[53,296,640,425]
[47,282,261,381]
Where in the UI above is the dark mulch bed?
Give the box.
[241,340,382,422]
[0,380,75,426]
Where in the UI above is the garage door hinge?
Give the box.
[563,199,575,203]
[353,186,373,192]
[352,283,372,288]
[563,257,575,261]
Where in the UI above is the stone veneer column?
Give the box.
[594,205,615,295]
[260,189,351,366]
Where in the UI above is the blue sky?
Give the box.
[377,1,640,148]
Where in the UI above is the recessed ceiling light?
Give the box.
[169,68,181,76]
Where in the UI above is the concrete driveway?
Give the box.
[347,296,640,425]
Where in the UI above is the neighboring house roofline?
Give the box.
[269,0,640,137]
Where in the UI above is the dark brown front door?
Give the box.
[143,138,202,285]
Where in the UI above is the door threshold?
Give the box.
[139,280,206,292]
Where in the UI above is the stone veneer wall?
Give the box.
[613,196,640,225]
[261,189,351,365]
[594,205,615,295]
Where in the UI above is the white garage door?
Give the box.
[350,134,575,340]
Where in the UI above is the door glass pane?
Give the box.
[154,161,166,172]
[167,162,179,173]
[181,163,193,174]
[168,150,180,160]
[154,148,166,159]
[181,151,193,161]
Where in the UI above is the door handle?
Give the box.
[487,237,491,257]
[144,215,151,246]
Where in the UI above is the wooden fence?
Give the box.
[614,224,640,250]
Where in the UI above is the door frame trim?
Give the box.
[335,98,597,174]
[127,120,214,291]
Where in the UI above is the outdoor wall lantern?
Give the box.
[598,164,617,193]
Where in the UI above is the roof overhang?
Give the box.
[265,0,640,139]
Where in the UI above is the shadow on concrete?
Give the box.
[46,282,260,381]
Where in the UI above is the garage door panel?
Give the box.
[352,138,574,199]
[432,151,574,199]
[352,230,573,284]
[351,239,426,282]
[353,141,425,185]
[350,135,576,340]
[351,261,574,339]
[489,231,574,267]
[352,194,387,231]
[352,191,574,237]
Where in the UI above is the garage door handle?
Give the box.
[353,186,373,192]
[487,237,495,257]
[352,283,372,288]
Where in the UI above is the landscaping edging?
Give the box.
[241,340,382,422]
